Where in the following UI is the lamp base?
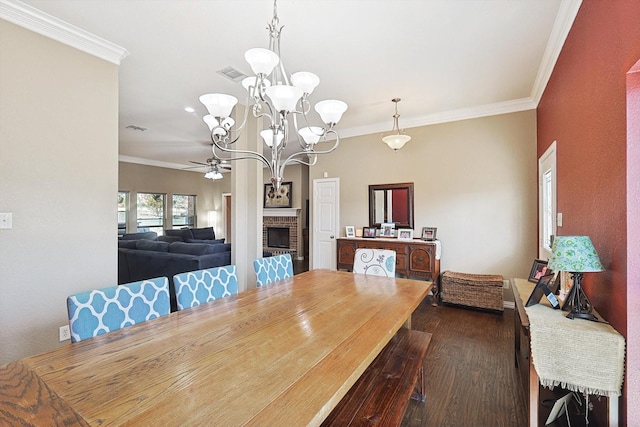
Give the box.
[563,273,600,322]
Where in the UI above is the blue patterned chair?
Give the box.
[353,248,396,277]
[66,277,170,343]
[173,265,238,310]
[253,253,294,287]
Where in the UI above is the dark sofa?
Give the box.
[158,227,225,244]
[118,239,231,311]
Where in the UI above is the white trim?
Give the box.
[531,0,582,104]
[539,141,558,259]
[503,301,515,310]
[263,208,300,217]
[0,0,128,65]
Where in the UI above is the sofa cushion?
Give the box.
[118,240,138,249]
[136,240,170,252]
[186,238,225,245]
[120,231,158,241]
[164,229,185,239]
[190,227,215,240]
[158,235,182,243]
[169,242,214,255]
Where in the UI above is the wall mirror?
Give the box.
[369,182,414,229]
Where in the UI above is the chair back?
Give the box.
[353,248,396,277]
[253,253,294,287]
[67,277,170,343]
[173,265,238,310]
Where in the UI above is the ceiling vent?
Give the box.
[126,125,147,132]
[217,66,247,82]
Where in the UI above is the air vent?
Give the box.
[217,66,247,82]
[126,125,147,132]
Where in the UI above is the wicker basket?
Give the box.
[441,271,504,312]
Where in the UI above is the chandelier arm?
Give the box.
[212,140,272,173]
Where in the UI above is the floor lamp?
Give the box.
[547,236,604,321]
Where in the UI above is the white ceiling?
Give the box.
[8,0,580,171]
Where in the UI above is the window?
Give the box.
[538,141,557,259]
[137,193,165,235]
[118,191,129,235]
[172,194,196,228]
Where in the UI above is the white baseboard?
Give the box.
[503,301,515,310]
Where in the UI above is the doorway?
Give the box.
[312,178,339,270]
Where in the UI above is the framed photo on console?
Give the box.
[264,181,292,208]
[421,227,437,241]
[345,226,355,238]
[397,229,413,240]
[525,273,559,308]
[362,227,377,238]
[380,223,395,237]
[528,259,550,283]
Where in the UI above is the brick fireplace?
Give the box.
[263,209,300,258]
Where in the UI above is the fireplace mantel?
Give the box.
[263,208,300,217]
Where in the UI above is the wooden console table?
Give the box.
[512,278,624,427]
[337,238,440,303]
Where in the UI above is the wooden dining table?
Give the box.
[0,269,430,426]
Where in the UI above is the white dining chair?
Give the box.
[352,248,396,277]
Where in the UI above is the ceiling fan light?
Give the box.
[298,126,324,145]
[199,93,238,118]
[260,129,284,147]
[245,48,279,76]
[315,100,348,125]
[265,85,303,113]
[382,134,411,150]
[291,72,319,95]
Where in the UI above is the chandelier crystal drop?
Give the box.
[198,0,348,190]
[381,98,411,151]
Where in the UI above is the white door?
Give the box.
[539,141,557,259]
[312,178,339,270]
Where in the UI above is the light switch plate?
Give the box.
[0,213,12,229]
[557,212,563,227]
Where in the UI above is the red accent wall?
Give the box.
[391,188,408,224]
[537,1,640,424]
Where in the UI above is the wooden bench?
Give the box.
[322,328,432,426]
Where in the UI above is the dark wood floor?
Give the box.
[293,263,527,426]
[402,300,527,427]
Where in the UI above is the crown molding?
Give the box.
[530,0,582,104]
[0,0,128,65]
[119,155,194,171]
[342,97,537,138]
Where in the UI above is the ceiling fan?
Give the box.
[184,158,231,180]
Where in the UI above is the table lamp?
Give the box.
[547,236,604,321]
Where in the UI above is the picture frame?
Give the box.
[397,229,413,240]
[525,273,558,308]
[421,227,437,241]
[345,226,355,238]
[362,227,377,238]
[263,181,292,208]
[528,259,550,283]
[380,223,395,237]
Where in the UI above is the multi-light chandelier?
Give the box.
[199,0,348,190]
[381,98,411,151]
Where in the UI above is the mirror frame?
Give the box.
[368,182,414,230]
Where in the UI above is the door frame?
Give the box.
[311,177,340,270]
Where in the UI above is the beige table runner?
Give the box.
[514,278,625,397]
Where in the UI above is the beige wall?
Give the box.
[118,162,227,235]
[0,21,119,364]
[310,110,538,281]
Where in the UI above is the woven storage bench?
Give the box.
[441,271,504,312]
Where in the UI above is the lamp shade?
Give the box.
[244,48,279,76]
[382,133,411,150]
[298,126,324,145]
[291,72,320,95]
[314,100,348,124]
[260,129,284,147]
[547,236,604,272]
[199,93,238,118]
[265,85,303,113]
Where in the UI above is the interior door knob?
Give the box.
[330,235,335,239]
